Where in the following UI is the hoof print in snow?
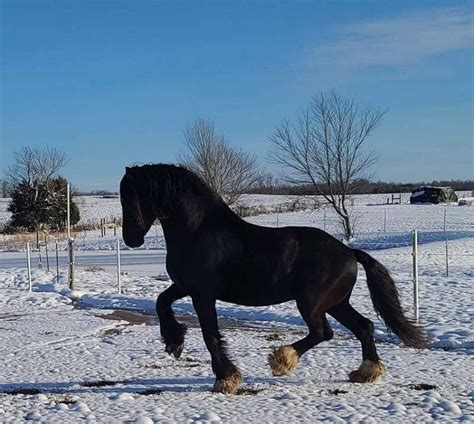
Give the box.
[138,389,162,396]
[265,333,282,341]
[51,395,80,405]
[235,387,264,395]
[328,389,349,395]
[197,412,221,421]
[25,410,41,421]
[142,363,164,369]
[407,383,439,391]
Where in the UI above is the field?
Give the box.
[0,194,473,422]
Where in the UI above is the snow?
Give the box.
[411,189,425,198]
[459,197,474,206]
[0,195,473,422]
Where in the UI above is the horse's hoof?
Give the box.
[165,343,184,359]
[268,345,299,376]
[212,370,243,394]
[349,360,385,383]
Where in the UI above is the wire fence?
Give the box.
[266,204,474,235]
[5,227,473,323]
[10,230,474,275]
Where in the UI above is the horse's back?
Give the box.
[211,223,357,306]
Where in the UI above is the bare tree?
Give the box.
[4,146,70,212]
[0,179,12,197]
[269,92,386,240]
[5,146,69,187]
[179,119,261,204]
[256,172,276,190]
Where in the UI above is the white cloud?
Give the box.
[312,7,474,68]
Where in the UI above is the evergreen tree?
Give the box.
[7,177,80,232]
[46,176,80,231]
[7,180,49,231]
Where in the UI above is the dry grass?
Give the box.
[8,233,36,244]
[0,229,86,250]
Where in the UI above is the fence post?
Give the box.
[67,183,71,238]
[445,237,449,277]
[38,243,43,270]
[68,238,74,290]
[412,230,419,321]
[117,239,122,294]
[26,242,32,292]
[45,240,50,272]
[55,241,59,283]
[383,208,387,232]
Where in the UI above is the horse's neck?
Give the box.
[159,196,238,248]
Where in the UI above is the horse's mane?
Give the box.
[129,163,229,211]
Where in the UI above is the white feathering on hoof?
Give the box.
[268,345,299,376]
[212,370,243,394]
[349,360,385,383]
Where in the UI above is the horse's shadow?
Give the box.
[0,375,302,396]
[0,377,211,395]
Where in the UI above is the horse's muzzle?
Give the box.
[122,233,145,248]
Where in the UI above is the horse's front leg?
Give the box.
[192,297,242,394]
[156,284,187,359]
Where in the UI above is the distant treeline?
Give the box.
[3,180,472,198]
[248,179,474,196]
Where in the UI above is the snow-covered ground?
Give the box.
[0,196,473,422]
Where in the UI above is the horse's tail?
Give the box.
[353,249,429,349]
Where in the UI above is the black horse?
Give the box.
[120,164,428,394]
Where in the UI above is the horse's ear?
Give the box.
[125,166,131,176]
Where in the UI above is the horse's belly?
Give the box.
[217,292,294,307]
[217,277,296,306]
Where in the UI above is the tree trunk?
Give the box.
[341,214,354,241]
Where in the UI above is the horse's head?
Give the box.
[120,166,156,248]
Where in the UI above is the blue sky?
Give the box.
[1,0,473,191]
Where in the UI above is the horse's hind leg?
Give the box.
[268,297,333,376]
[192,297,242,394]
[156,284,187,359]
[328,301,385,383]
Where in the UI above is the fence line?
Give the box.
[8,231,472,264]
[13,229,474,323]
